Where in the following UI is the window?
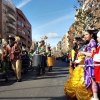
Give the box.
[28,30,30,34]
[2,9,6,14]
[17,21,25,27]
[3,26,6,32]
[17,21,22,26]
[28,41,30,44]
[28,35,30,38]
[3,17,6,22]
[22,23,24,27]
[22,30,25,35]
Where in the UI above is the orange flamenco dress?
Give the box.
[64,56,93,100]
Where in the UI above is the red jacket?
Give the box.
[6,43,21,61]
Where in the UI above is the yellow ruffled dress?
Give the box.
[64,56,93,100]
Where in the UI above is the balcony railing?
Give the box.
[7,13,16,21]
[7,31,16,36]
[7,22,16,30]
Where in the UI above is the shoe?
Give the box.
[42,71,45,74]
[17,78,22,82]
[90,97,99,100]
[48,68,50,72]
[90,97,94,100]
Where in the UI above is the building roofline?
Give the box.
[16,8,31,26]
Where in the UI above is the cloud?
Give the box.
[46,33,61,38]
[16,0,32,8]
[33,11,74,29]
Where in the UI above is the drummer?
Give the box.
[28,48,33,68]
[38,40,47,74]
[46,44,52,71]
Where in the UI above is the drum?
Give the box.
[47,57,54,67]
[32,54,42,67]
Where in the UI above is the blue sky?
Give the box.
[12,0,79,47]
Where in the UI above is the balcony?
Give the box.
[7,22,16,30]
[7,13,16,21]
[7,31,16,36]
[2,2,16,14]
[17,32,26,39]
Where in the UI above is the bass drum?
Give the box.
[47,57,54,67]
[32,54,42,67]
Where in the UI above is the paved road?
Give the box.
[0,60,72,100]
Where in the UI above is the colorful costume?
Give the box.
[92,44,100,83]
[64,55,92,100]
[2,49,8,72]
[6,41,21,80]
[69,44,78,74]
[84,39,97,88]
[64,43,93,100]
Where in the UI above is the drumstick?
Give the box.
[7,49,19,57]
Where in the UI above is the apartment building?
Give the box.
[16,8,32,48]
[65,32,70,52]
[51,46,57,57]
[57,41,61,51]
[0,0,16,40]
[61,34,67,54]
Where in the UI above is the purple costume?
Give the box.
[84,39,97,88]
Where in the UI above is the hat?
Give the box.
[97,31,100,37]
[39,40,45,43]
[7,35,15,41]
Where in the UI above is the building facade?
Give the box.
[16,8,32,48]
[61,34,68,54]
[0,0,16,40]
[0,0,32,48]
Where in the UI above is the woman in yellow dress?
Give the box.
[64,36,93,100]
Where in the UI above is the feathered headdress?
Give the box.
[2,38,7,47]
[15,36,20,42]
[22,46,25,50]
[2,38,7,44]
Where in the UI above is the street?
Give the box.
[0,60,71,100]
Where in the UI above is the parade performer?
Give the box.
[33,40,46,75]
[79,30,99,100]
[28,48,33,68]
[80,30,100,99]
[92,31,100,83]
[6,35,22,82]
[46,45,54,72]
[0,39,8,72]
[2,43,8,72]
[64,35,93,100]
[92,31,100,99]
[38,40,47,74]
[69,37,82,74]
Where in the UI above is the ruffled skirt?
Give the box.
[64,66,93,100]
